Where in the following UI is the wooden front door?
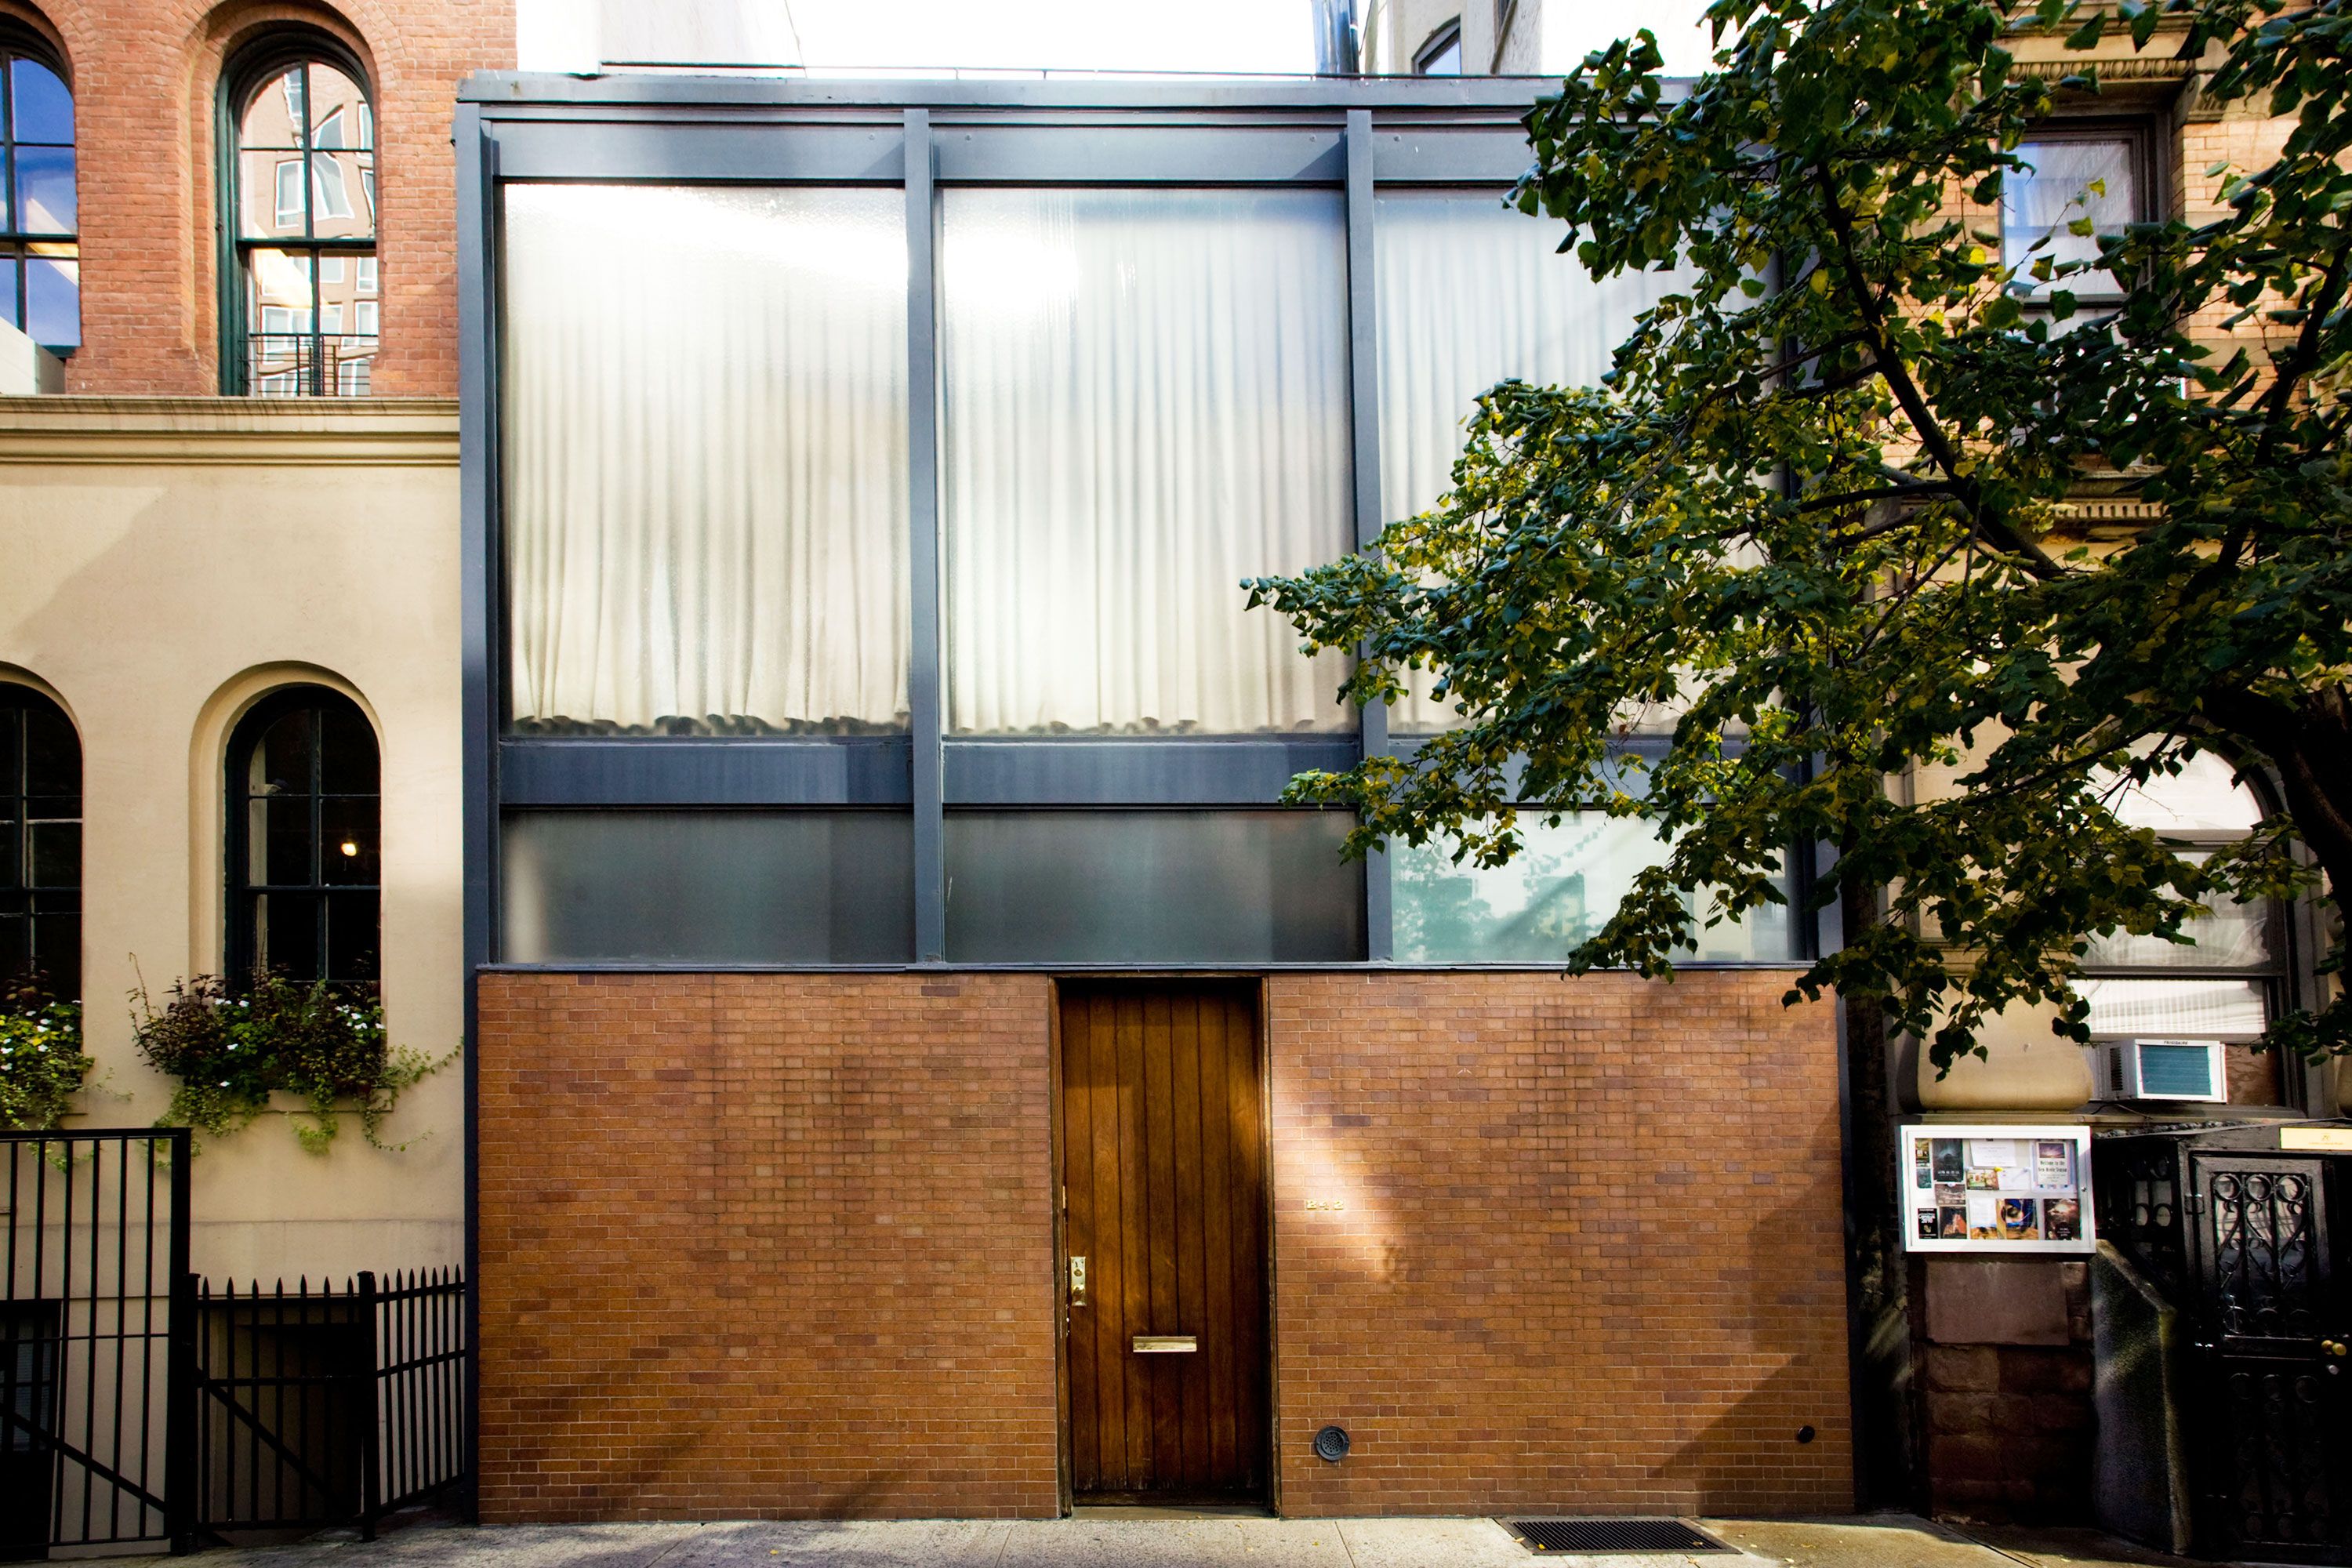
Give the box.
[1058,980,1269,1504]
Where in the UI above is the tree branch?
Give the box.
[1810,160,2066,579]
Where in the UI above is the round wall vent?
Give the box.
[1313,1425,1351,1462]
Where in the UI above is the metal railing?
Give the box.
[3,1130,469,1555]
[0,1129,192,1556]
[195,1270,467,1541]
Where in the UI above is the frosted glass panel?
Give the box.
[942,188,1353,735]
[1377,191,1690,732]
[945,811,1363,962]
[501,810,912,963]
[503,185,910,735]
[1392,813,1793,964]
[2080,978,2266,1039]
[2101,751,2264,833]
[2082,854,2274,970]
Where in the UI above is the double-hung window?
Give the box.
[224,45,376,395]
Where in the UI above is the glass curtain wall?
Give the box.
[489,156,1801,967]
[940,187,1354,736]
[502,184,912,735]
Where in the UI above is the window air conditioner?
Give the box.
[2099,1038,2227,1102]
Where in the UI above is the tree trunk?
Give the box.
[1838,869,1920,1511]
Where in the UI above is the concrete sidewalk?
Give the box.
[186,1512,2222,1568]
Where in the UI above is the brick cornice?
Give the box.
[0,395,458,465]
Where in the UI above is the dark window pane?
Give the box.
[501,810,915,964]
[0,899,27,981]
[10,57,71,145]
[25,820,74,887]
[0,705,20,785]
[252,890,320,980]
[0,820,18,888]
[31,900,75,998]
[320,797,377,884]
[943,810,1363,963]
[24,254,75,347]
[22,706,76,796]
[317,706,377,793]
[325,890,378,981]
[252,709,314,794]
[260,796,312,886]
[14,145,73,234]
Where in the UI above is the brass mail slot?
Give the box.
[1132,1335,1198,1354]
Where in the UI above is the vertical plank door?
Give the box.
[1059,980,1268,1503]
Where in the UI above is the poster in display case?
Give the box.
[1897,1123,2095,1254]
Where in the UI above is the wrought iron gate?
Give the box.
[194,1270,468,1540]
[2187,1152,2346,1563]
[0,1128,193,1558]
[2,1128,470,1558]
[2099,1130,2352,1564]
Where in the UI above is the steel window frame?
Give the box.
[456,73,1784,979]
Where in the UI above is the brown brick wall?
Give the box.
[9,0,511,395]
[479,967,1853,1521]
[475,971,1063,1521]
[1265,970,1853,1517]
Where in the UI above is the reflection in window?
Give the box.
[2003,136,2139,299]
[1,686,79,999]
[1376,191,1689,731]
[1414,20,1462,74]
[503,184,912,736]
[1391,812,1792,964]
[229,50,375,394]
[942,188,1354,735]
[944,811,1363,962]
[227,688,379,985]
[0,41,78,348]
[501,811,913,964]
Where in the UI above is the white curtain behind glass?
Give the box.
[2003,140,2136,296]
[942,188,1353,735]
[1376,191,1690,731]
[503,184,910,734]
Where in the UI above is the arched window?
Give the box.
[222,39,375,395]
[0,30,76,350]
[1,684,79,1000]
[226,688,379,985]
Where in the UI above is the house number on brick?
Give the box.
[1305,1199,1345,1210]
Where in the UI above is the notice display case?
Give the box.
[1899,1123,2096,1254]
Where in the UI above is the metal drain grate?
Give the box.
[1502,1517,1733,1554]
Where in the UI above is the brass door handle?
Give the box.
[2322,1338,2347,1357]
[1068,1254,1087,1308]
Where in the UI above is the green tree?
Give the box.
[1251,0,2350,1069]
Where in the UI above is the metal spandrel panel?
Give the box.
[935,125,1342,183]
[488,120,906,182]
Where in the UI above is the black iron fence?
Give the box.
[2,1129,469,1558]
[196,1271,468,1541]
[1,1129,191,1558]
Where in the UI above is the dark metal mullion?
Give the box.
[905,108,946,961]
[310,715,331,975]
[1344,109,1391,964]
[299,65,325,395]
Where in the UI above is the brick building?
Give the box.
[0,0,2336,1544]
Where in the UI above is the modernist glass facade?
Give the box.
[463,80,1806,969]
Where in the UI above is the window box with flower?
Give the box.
[131,971,448,1152]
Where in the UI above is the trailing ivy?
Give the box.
[131,972,449,1152]
[0,978,93,1131]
